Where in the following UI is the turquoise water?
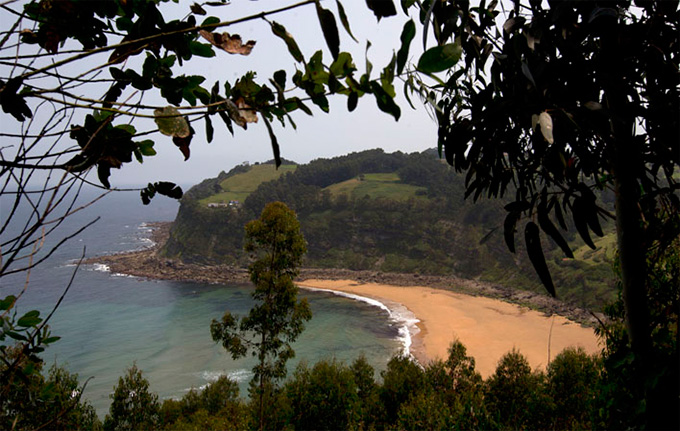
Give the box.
[1,190,403,417]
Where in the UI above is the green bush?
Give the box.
[0,350,101,431]
[104,364,160,431]
[547,347,601,430]
[284,359,361,431]
[485,350,550,429]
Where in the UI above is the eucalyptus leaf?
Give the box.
[370,81,400,121]
[205,115,214,143]
[271,22,304,63]
[417,43,462,74]
[525,222,556,297]
[397,20,416,74]
[336,0,358,43]
[263,117,281,168]
[315,3,340,60]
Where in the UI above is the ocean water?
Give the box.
[1,189,405,417]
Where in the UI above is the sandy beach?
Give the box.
[297,279,601,378]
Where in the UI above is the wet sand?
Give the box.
[297,279,601,378]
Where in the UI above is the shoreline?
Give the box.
[299,285,422,361]
[296,279,600,377]
[87,222,602,376]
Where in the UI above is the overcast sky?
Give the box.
[109,1,439,187]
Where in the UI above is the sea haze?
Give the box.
[1,188,402,417]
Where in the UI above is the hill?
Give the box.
[199,163,297,205]
[162,149,618,310]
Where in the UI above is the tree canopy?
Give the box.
[210,201,311,431]
[408,0,678,426]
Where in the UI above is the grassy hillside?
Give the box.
[164,149,619,311]
[199,164,296,205]
[572,233,617,263]
[324,173,427,201]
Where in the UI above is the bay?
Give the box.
[1,188,402,417]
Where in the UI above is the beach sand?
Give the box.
[297,279,601,378]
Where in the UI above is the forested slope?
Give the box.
[162,149,617,309]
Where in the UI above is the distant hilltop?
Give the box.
[161,149,617,310]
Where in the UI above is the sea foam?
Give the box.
[300,286,420,358]
[188,369,253,391]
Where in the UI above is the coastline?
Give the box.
[88,222,602,377]
[296,279,600,377]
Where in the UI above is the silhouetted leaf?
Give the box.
[365,0,397,20]
[381,54,396,97]
[417,43,462,73]
[347,91,358,112]
[140,183,155,205]
[263,116,281,168]
[0,78,32,121]
[525,222,556,297]
[336,0,358,42]
[397,20,416,74]
[155,181,183,199]
[190,3,207,15]
[291,97,313,116]
[98,164,112,189]
[316,2,340,60]
[271,22,304,63]
[422,0,437,48]
[555,198,568,230]
[172,121,194,161]
[205,115,214,143]
[370,81,400,120]
[141,182,183,205]
[538,201,573,258]
[580,186,604,237]
[218,109,234,135]
[572,197,596,249]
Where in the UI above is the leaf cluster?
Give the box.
[408,0,679,297]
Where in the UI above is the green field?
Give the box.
[200,164,297,205]
[324,173,427,201]
[572,232,618,263]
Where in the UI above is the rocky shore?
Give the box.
[88,222,599,327]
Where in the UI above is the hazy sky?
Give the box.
[0,1,440,191]
[110,1,439,187]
